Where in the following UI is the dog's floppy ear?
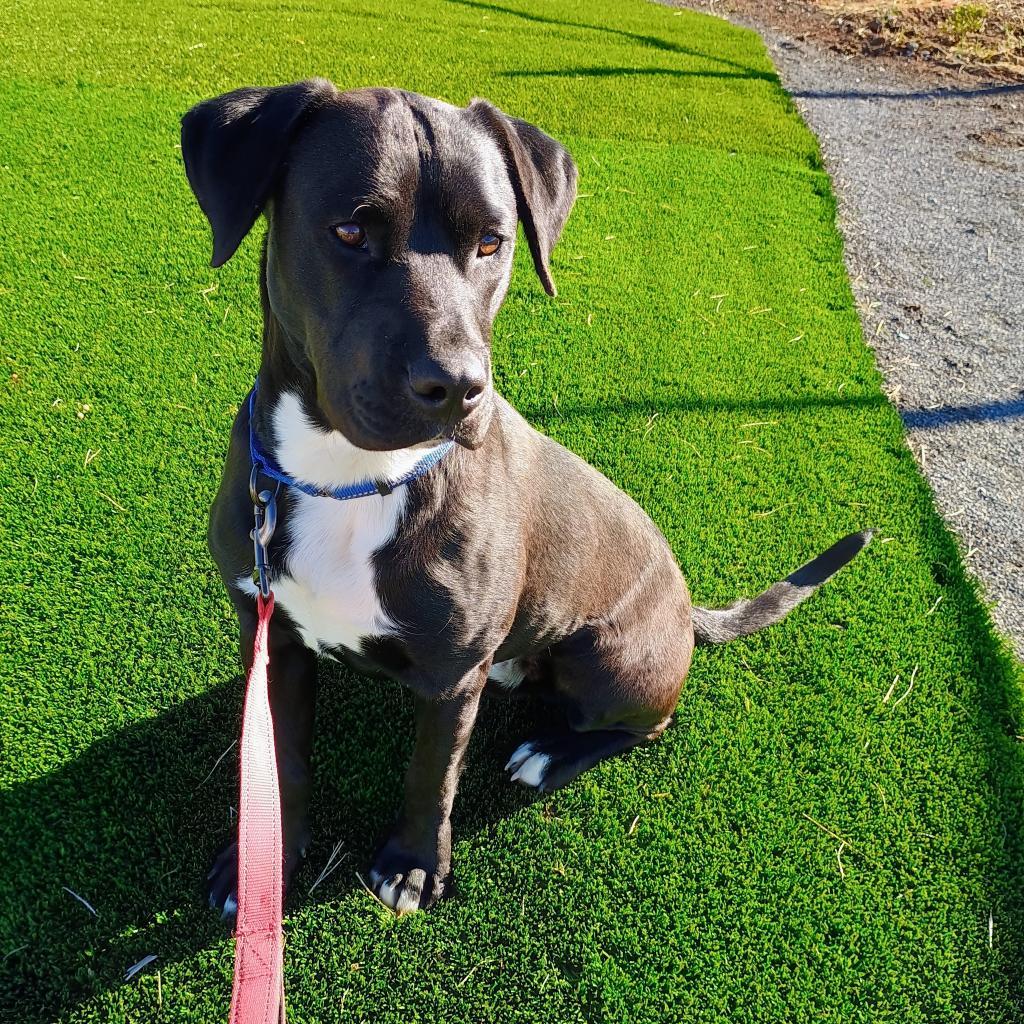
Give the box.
[181,79,336,267]
[470,100,578,297]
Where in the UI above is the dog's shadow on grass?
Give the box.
[0,666,539,1022]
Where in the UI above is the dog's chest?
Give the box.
[271,489,405,654]
[235,390,431,656]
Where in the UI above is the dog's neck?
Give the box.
[252,263,439,492]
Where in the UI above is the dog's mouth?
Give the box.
[449,401,493,450]
[326,393,493,453]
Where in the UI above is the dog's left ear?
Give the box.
[470,100,578,297]
[181,79,336,267]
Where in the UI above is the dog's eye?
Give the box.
[333,222,366,249]
[477,233,501,257]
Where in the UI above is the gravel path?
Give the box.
[670,3,1024,656]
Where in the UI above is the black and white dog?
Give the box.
[181,78,870,917]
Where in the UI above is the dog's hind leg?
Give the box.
[504,604,690,793]
[504,721,669,793]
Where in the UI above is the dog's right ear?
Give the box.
[181,79,336,267]
[469,100,578,297]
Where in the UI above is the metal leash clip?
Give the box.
[249,465,280,599]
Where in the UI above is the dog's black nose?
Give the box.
[407,355,487,422]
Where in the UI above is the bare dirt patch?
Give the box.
[687,1,1024,81]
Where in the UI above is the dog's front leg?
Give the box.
[370,663,488,914]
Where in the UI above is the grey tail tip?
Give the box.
[692,530,873,647]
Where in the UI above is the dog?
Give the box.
[181,78,870,917]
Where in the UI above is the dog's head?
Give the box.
[181,79,577,451]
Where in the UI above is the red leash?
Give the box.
[230,591,286,1024]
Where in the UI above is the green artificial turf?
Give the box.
[1,0,1021,1020]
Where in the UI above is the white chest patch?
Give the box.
[236,391,441,655]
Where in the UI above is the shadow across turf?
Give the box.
[447,0,776,81]
[503,65,777,83]
[517,391,890,425]
[0,667,540,1022]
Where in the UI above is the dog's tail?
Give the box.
[691,530,873,646]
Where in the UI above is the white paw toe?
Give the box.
[510,751,551,789]
[504,741,536,773]
[394,870,426,915]
[376,876,402,910]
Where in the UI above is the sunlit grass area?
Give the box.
[1,0,1021,1020]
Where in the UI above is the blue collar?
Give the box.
[248,380,455,500]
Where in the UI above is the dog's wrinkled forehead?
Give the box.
[182,78,577,290]
[287,89,516,239]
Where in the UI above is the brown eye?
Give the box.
[478,233,501,257]
[333,222,366,248]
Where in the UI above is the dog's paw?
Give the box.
[206,837,305,924]
[505,729,645,793]
[368,840,448,916]
[206,839,239,922]
[505,740,554,790]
